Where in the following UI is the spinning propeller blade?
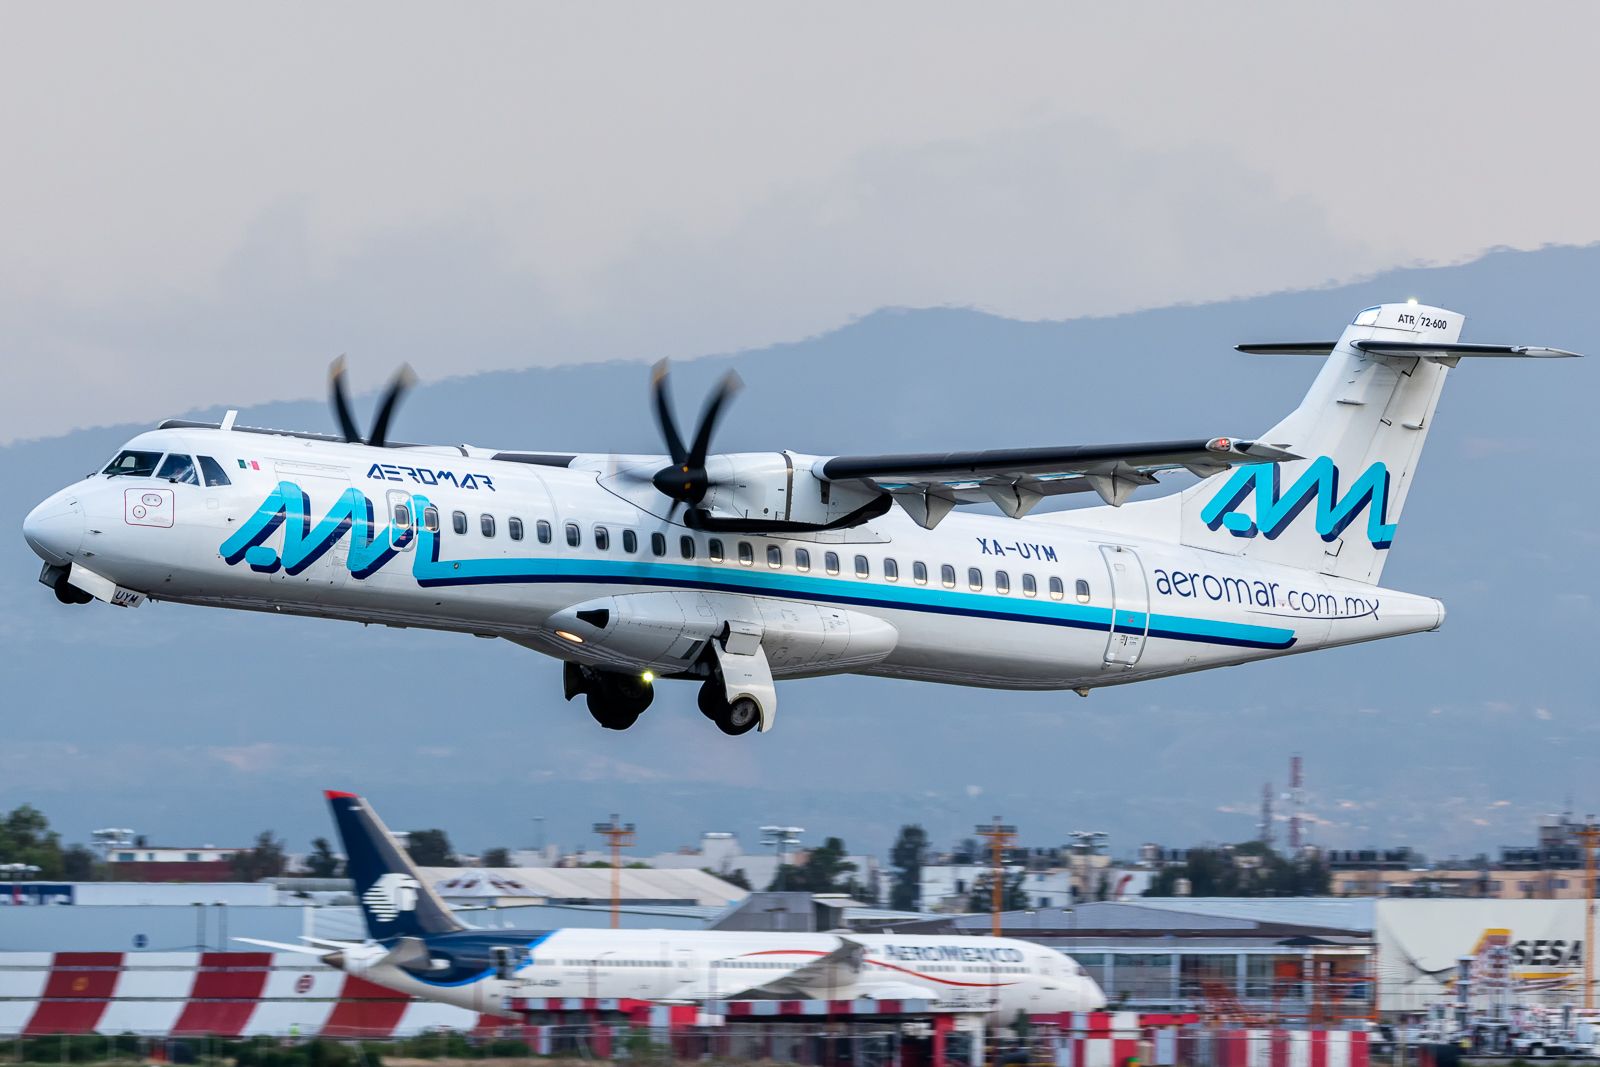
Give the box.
[649,361,741,509]
[328,358,415,448]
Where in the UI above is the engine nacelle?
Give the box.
[698,452,885,528]
[547,589,898,677]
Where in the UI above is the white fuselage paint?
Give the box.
[25,427,1446,697]
[334,928,1105,1020]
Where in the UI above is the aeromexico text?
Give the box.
[879,945,1025,963]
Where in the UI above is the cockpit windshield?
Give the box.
[103,450,163,478]
[156,454,199,485]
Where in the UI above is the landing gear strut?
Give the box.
[47,567,91,606]
[697,681,761,736]
[564,663,654,730]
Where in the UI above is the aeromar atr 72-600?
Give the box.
[22,303,1578,735]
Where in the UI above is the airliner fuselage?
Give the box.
[25,303,1575,734]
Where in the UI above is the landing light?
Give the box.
[641,671,655,684]
[555,630,585,644]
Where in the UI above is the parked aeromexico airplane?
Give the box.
[22,303,1578,735]
[242,791,1107,1020]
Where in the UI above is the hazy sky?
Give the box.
[4,3,1600,442]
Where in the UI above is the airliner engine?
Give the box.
[547,589,898,677]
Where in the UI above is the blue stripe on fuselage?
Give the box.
[405,522,1297,652]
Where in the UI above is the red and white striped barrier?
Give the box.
[1185,1029,1371,1067]
[0,952,478,1038]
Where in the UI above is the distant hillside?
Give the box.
[2,244,1595,859]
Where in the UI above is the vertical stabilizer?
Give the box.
[1077,303,1579,585]
[1181,302,1460,584]
[325,790,464,941]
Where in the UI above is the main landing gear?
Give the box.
[564,663,654,731]
[697,681,761,736]
[562,626,777,735]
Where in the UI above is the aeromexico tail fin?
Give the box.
[1082,303,1579,585]
[325,790,464,941]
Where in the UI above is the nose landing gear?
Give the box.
[564,663,654,731]
[40,564,92,605]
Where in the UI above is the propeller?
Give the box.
[649,360,742,512]
[329,356,417,448]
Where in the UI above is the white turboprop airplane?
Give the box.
[242,791,1107,1021]
[22,303,1578,735]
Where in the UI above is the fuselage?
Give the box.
[23,426,1445,696]
[333,927,1104,1020]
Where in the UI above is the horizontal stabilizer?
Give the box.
[234,937,329,956]
[1235,341,1338,356]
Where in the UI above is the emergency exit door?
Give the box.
[1100,544,1150,667]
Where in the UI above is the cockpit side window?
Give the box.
[196,455,232,487]
[156,454,199,485]
[103,450,163,478]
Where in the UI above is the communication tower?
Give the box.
[1287,754,1305,850]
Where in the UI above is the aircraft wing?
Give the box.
[817,437,1298,527]
[673,937,868,1000]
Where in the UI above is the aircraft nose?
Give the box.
[23,493,85,566]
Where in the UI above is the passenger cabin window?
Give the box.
[941,564,957,589]
[854,554,869,579]
[680,535,695,559]
[912,561,928,586]
[480,513,495,537]
[737,541,754,566]
[709,539,725,563]
[825,551,840,576]
[508,517,524,541]
[767,545,782,569]
[884,558,899,582]
[393,503,412,528]
[197,456,232,487]
[967,567,983,591]
[995,570,1010,595]
[156,454,199,485]
[1075,578,1092,603]
[795,547,811,572]
[103,450,163,478]
[452,510,468,535]
[1049,576,1065,601]
[651,532,667,557]
[565,522,580,547]
[622,530,637,553]
[594,526,610,551]
[423,505,440,533]
[537,520,552,544]
[1022,573,1037,597]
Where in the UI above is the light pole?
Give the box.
[975,818,1017,938]
[592,815,635,930]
